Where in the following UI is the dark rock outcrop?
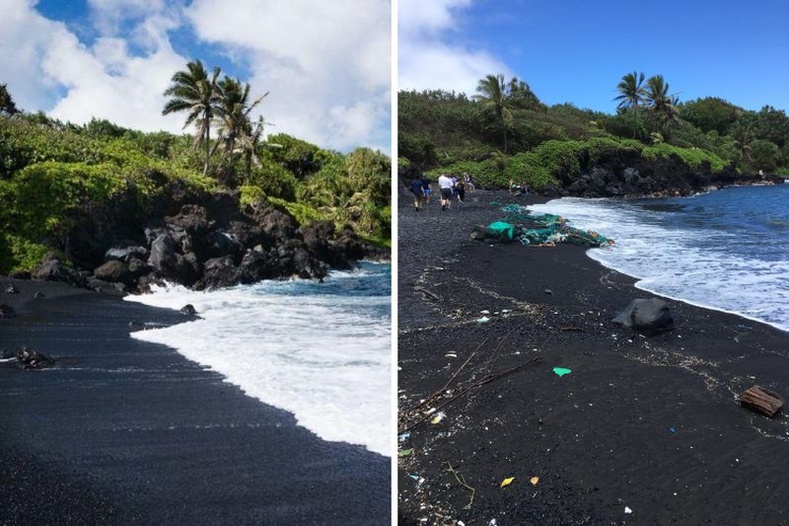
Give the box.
[17,347,55,369]
[17,184,386,294]
[554,151,783,199]
[32,257,89,289]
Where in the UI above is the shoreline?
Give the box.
[529,183,789,335]
[398,190,789,524]
[1,278,390,524]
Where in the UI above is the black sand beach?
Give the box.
[0,280,389,525]
[398,189,789,524]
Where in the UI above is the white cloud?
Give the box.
[0,0,390,153]
[0,0,71,111]
[398,0,510,97]
[186,0,391,152]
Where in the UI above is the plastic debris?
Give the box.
[553,367,572,377]
[399,448,413,457]
[624,506,633,514]
[398,432,411,443]
[476,316,491,323]
[669,427,676,433]
[430,411,445,424]
[474,206,614,248]
[500,477,515,488]
[530,476,539,486]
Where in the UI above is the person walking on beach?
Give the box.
[422,176,433,204]
[438,173,454,211]
[456,178,466,203]
[410,174,425,211]
[463,172,475,192]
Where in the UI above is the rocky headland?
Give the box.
[8,182,388,294]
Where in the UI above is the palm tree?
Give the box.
[730,120,755,165]
[0,83,19,115]
[645,75,680,132]
[162,60,221,176]
[474,74,512,153]
[614,71,647,138]
[212,76,269,176]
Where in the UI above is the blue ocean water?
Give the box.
[126,261,392,456]
[530,184,789,332]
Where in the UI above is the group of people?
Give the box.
[409,173,474,212]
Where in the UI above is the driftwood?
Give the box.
[740,385,784,418]
[413,285,440,301]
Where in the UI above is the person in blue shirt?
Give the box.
[410,175,425,211]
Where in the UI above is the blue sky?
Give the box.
[1,0,391,154]
[399,0,789,114]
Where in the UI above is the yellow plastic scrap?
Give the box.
[500,477,515,488]
[530,476,539,486]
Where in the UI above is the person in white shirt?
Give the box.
[437,173,454,211]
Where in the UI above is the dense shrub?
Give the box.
[642,142,727,172]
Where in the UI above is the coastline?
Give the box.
[1,279,389,524]
[398,189,789,524]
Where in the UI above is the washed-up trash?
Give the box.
[398,432,411,442]
[624,506,633,514]
[430,411,445,424]
[399,449,413,457]
[473,206,614,248]
[669,427,676,433]
[530,476,539,486]
[476,316,490,323]
[500,477,515,488]
[553,367,572,377]
[740,385,785,417]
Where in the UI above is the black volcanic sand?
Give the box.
[398,189,789,525]
[0,280,389,525]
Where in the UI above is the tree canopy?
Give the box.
[399,71,789,184]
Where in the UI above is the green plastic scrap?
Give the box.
[553,367,572,377]
[486,221,515,240]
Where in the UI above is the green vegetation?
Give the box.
[0,63,390,274]
[400,71,789,189]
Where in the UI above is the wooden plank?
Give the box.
[740,385,784,418]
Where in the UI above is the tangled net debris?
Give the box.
[471,203,615,248]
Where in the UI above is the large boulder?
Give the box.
[237,249,273,283]
[147,234,199,285]
[253,206,298,243]
[205,230,245,261]
[93,260,133,286]
[105,242,149,263]
[613,298,674,335]
[293,247,327,280]
[195,255,238,290]
[32,257,89,289]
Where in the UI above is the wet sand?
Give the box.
[0,280,389,525]
[398,189,789,524]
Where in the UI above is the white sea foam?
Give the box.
[530,196,789,332]
[125,264,392,456]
